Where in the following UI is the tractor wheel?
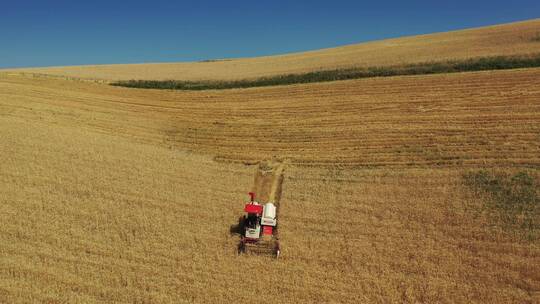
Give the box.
[238,240,246,254]
[238,216,245,231]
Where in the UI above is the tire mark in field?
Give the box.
[251,161,285,208]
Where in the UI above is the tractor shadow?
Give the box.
[229,216,245,236]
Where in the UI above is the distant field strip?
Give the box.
[110,54,540,90]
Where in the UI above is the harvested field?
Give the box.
[0,66,539,303]
[1,68,538,168]
[2,19,540,81]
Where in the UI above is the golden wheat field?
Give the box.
[1,20,540,304]
[3,18,540,81]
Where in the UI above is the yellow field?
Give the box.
[2,18,540,81]
[1,67,539,303]
[1,19,540,303]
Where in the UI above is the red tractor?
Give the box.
[239,192,280,257]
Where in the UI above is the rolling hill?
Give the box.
[2,18,540,81]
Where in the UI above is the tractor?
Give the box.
[238,192,280,258]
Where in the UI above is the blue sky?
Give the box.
[1,0,539,68]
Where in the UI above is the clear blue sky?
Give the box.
[1,0,539,68]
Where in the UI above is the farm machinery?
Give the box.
[238,192,280,258]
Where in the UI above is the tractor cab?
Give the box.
[244,193,263,240]
[244,208,260,228]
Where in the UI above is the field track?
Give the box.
[251,161,285,206]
